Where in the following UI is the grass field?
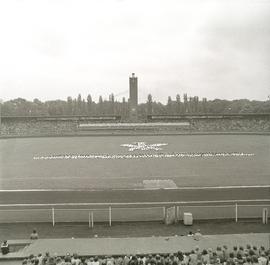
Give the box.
[0,135,269,191]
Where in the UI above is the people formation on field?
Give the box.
[17,244,269,265]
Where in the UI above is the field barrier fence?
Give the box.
[0,199,269,226]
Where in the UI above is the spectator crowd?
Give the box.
[13,244,269,265]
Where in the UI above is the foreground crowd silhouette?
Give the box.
[17,244,269,265]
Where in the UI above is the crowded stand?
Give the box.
[15,244,269,265]
[1,114,270,137]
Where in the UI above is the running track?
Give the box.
[0,187,269,207]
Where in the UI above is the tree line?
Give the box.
[1,93,270,120]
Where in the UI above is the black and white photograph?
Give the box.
[0,0,269,264]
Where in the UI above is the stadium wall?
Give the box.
[190,117,270,132]
[0,114,270,137]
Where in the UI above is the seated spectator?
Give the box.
[211,252,220,264]
[259,246,265,255]
[253,246,259,256]
[71,253,81,265]
[243,256,252,265]
[88,257,95,265]
[47,256,56,265]
[1,240,9,255]
[56,257,63,265]
[207,248,213,261]
[233,246,238,257]
[187,231,194,236]
[216,246,224,262]
[236,253,244,264]
[10,244,269,265]
[201,249,210,264]
[246,245,252,251]
[189,250,198,265]
[30,229,39,240]
[238,246,244,257]
[223,245,229,261]
[227,253,235,265]
[80,257,87,265]
[115,256,123,265]
[106,255,115,265]
[248,249,255,257]
[183,252,190,265]
[193,229,202,241]
[42,257,48,264]
[123,255,130,265]
[252,256,259,265]
[258,252,267,265]
[93,256,101,265]
[195,247,201,261]
[177,251,184,262]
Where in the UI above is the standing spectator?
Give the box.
[1,240,9,255]
[30,229,39,240]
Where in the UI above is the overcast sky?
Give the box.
[0,0,269,103]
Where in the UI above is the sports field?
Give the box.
[0,134,269,191]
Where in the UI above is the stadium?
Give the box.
[1,75,270,264]
[1,110,270,263]
[1,0,270,261]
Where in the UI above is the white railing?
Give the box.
[0,199,269,226]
